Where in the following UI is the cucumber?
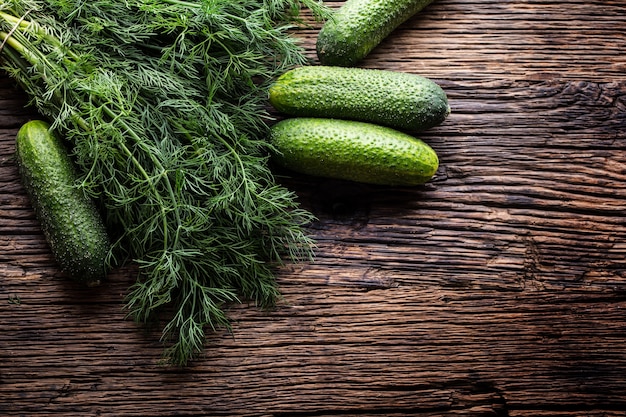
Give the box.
[316,0,435,67]
[269,118,438,186]
[269,66,450,132]
[15,120,111,285]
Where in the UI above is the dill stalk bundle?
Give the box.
[0,0,327,366]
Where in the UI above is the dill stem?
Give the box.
[0,30,32,64]
[0,22,67,110]
[0,12,80,61]
[160,0,201,8]
[0,11,27,29]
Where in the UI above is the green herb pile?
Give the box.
[0,0,327,366]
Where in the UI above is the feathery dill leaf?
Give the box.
[0,0,328,366]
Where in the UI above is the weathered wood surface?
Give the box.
[2,1,626,415]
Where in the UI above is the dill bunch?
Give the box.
[0,0,327,366]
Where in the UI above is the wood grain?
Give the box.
[2,1,626,416]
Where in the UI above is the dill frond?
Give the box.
[0,0,327,366]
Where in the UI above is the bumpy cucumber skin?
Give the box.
[269,118,438,186]
[316,0,435,67]
[269,66,450,132]
[16,120,111,285]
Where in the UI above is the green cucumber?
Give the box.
[316,0,435,67]
[269,118,438,186]
[15,120,111,285]
[269,66,450,132]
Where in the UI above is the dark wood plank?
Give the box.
[2,1,626,416]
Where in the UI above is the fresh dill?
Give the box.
[0,0,328,366]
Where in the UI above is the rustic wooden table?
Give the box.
[2,1,626,416]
